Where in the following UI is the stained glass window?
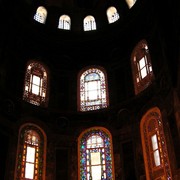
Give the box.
[78,127,114,180]
[131,40,154,95]
[140,107,172,180]
[23,61,48,107]
[16,124,46,180]
[107,7,119,24]
[34,6,47,24]
[83,16,96,31]
[78,66,109,111]
[58,15,71,30]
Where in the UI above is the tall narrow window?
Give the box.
[131,39,154,95]
[78,66,109,111]
[125,0,137,9]
[34,6,47,24]
[23,61,49,107]
[15,124,46,179]
[107,7,119,24]
[58,15,71,30]
[140,107,172,180]
[78,127,115,180]
[83,16,96,31]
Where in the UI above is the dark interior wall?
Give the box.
[168,113,180,168]
[0,132,9,180]
[56,149,69,180]
[122,141,137,180]
[0,32,138,112]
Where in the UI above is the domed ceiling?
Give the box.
[0,0,178,113]
[0,0,159,69]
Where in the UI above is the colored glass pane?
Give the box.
[16,125,45,180]
[131,40,154,94]
[141,108,172,179]
[79,128,114,180]
[23,61,48,106]
[79,67,108,111]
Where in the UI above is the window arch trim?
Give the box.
[140,107,172,180]
[15,123,47,180]
[34,6,47,24]
[77,65,109,111]
[23,60,49,107]
[106,6,120,24]
[58,14,71,30]
[78,126,115,180]
[83,15,96,31]
[131,39,154,95]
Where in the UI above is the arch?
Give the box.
[23,60,49,107]
[106,6,119,24]
[78,66,109,111]
[58,14,71,30]
[125,0,137,9]
[140,107,172,179]
[34,6,47,24]
[83,15,96,31]
[15,123,47,179]
[78,127,115,180]
[131,39,154,95]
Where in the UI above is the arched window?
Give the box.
[78,127,115,180]
[125,0,137,9]
[131,39,154,95]
[83,15,96,31]
[15,124,46,179]
[23,61,49,107]
[78,66,109,111]
[106,6,119,24]
[140,107,172,180]
[58,15,71,30]
[34,6,47,24]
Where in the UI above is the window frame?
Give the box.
[106,6,120,24]
[15,123,47,180]
[140,107,172,180]
[131,39,154,95]
[83,15,96,31]
[34,6,47,24]
[78,127,115,180]
[58,14,71,30]
[23,61,49,107]
[77,66,109,112]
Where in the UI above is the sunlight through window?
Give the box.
[16,125,46,180]
[151,134,161,166]
[126,0,137,9]
[25,163,34,179]
[79,128,114,180]
[79,67,108,111]
[141,108,172,179]
[23,61,48,106]
[34,6,47,24]
[26,146,35,163]
[32,75,41,95]
[58,15,71,30]
[84,16,96,31]
[131,40,154,94]
[107,6,119,24]
[139,57,147,79]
